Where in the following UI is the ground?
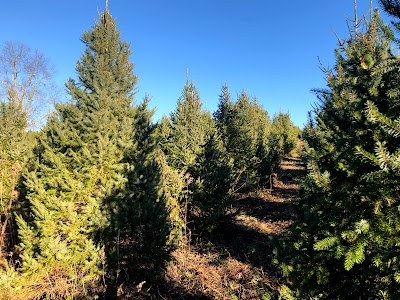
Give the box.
[154,157,305,299]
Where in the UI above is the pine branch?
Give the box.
[366,101,400,137]
[344,241,366,271]
[355,145,379,165]
[314,236,339,251]
[372,58,400,76]
[375,140,390,171]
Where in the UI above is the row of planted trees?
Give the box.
[0,5,298,299]
[275,1,400,299]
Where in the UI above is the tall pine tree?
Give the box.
[157,80,213,242]
[270,112,299,156]
[213,84,233,148]
[191,131,234,232]
[0,6,147,298]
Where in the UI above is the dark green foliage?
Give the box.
[227,92,260,181]
[301,111,315,145]
[157,81,216,238]
[0,3,333,298]
[354,104,400,298]
[276,11,400,298]
[380,0,400,43]
[109,96,170,289]
[155,146,188,246]
[191,132,234,232]
[219,90,275,190]
[213,84,233,146]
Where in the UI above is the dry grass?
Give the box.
[166,248,226,298]
[0,262,102,300]
[165,247,275,299]
[236,214,290,235]
[161,157,305,299]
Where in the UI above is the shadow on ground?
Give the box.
[155,156,305,299]
[192,157,305,277]
[235,196,295,222]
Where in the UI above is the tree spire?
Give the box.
[354,0,358,35]
[370,0,373,20]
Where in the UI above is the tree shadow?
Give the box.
[279,160,305,174]
[155,280,214,300]
[104,158,172,298]
[115,277,213,300]
[202,206,291,271]
[235,196,296,222]
[154,157,305,298]
[188,157,304,281]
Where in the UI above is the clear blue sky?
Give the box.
[1,1,390,127]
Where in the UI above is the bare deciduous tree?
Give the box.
[0,41,57,128]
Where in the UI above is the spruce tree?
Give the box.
[110,96,170,292]
[154,116,189,245]
[276,10,400,298]
[213,84,233,147]
[157,81,213,242]
[165,81,213,171]
[3,7,140,298]
[155,146,188,246]
[380,0,400,42]
[270,112,299,156]
[225,91,274,190]
[191,131,234,232]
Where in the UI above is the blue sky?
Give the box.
[1,1,390,127]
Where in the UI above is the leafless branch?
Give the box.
[0,41,59,129]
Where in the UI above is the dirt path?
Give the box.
[236,156,304,235]
[161,157,305,299]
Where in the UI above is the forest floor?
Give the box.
[156,157,305,299]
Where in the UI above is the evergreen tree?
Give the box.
[1,7,142,298]
[109,96,170,293]
[213,84,233,147]
[165,81,213,171]
[157,80,212,242]
[380,0,400,42]
[155,147,188,246]
[301,111,315,145]
[276,11,400,298]
[270,112,299,156]
[225,91,274,190]
[155,115,190,245]
[191,131,234,232]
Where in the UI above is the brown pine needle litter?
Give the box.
[162,157,305,299]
